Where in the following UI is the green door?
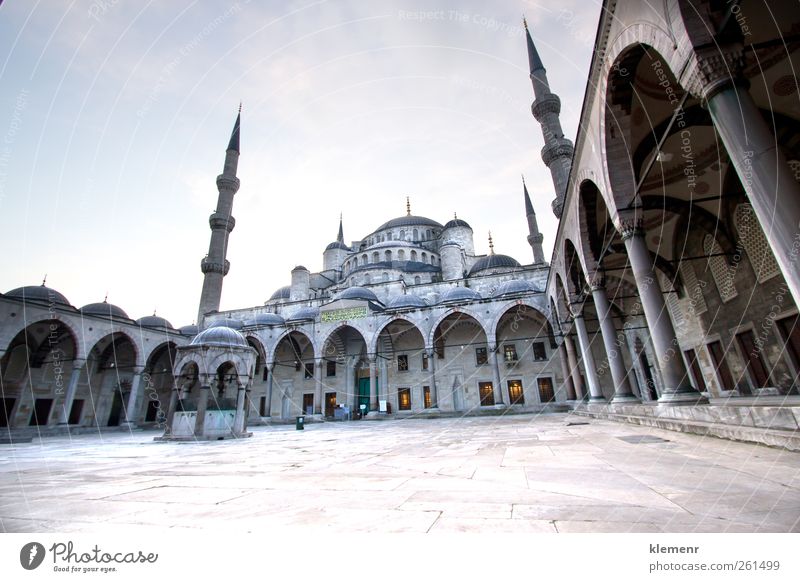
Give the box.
[358,378,370,412]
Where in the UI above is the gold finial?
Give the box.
[238,101,242,114]
[488,231,495,255]
[454,212,458,220]
[153,308,157,316]
[521,173,526,185]
[41,274,47,286]
[406,196,411,216]
[523,16,528,30]
[103,292,108,303]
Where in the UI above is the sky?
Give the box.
[0,0,602,326]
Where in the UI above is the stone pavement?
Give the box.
[1,413,798,533]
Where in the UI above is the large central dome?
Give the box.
[374,215,442,232]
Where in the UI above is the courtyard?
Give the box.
[1,413,798,534]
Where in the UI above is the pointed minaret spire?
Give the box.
[198,108,242,328]
[41,274,47,286]
[523,17,573,218]
[488,231,495,255]
[337,213,344,243]
[523,175,546,264]
[406,196,411,216]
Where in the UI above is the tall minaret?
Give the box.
[337,213,344,244]
[197,107,241,328]
[524,17,573,218]
[523,175,545,264]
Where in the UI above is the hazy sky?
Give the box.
[0,0,602,326]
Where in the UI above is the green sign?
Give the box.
[320,306,368,323]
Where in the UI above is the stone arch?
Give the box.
[489,300,550,341]
[563,238,588,299]
[245,335,267,376]
[2,317,84,361]
[577,178,613,269]
[319,323,370,359]
[427,307,490,347]
[268,328,316,363]
[370,316,427,355]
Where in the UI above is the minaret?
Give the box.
[337,213,344,244]
[524,17,573,218]
[523,175,545,264]
[197,107,241,328]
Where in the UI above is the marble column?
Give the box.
[57,359,85,425]
[563,334,584,400]
[573,313,605,401]
[193,381,210,437]
[489,342,505,405]
[558,343,576,400]
[123,366,145,426]
[619,215,706,404]
[591,282,637,402]
[164,383,180,435]
[233,382,247,435]
[314,359,324,415]
[426,348,439,408]
[264,362,275,418]
[368,355,377,411]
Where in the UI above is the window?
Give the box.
[398,250,405,261]
[362,254,368,265]
[398,388,411,410]
[399,230,405,241]
[504,344,518,362]
[295,360,302,372]
[508,380,525,404]
[421,252,427,262]
[413,229,419,240]
[422,352,429,370]
[302,393,314,415]
[537,377,555,402]
[684,349,706,392]
[372,252,379,263]
[479,382,495,406]
[703,235,737,302]
[707,340,735,392]
[735,203,780,282]
[326,360,336,377]
[262,366,269,381]
[414,276,421,285]
[304,362,314,379]
[475,347,488,365]
[259,397,266,417]
[397,355,409,372]
[776,315,800,378]
[736,330,770,390]
[532,342,547,361]
[411,250,417,261]
[385,250,392,262]
[423,386,431,408]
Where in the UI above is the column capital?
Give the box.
[616,212,644,241]
[588,271,605,291]
[71,358,87,370]
[683,44,746,104]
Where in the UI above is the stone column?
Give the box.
[558,343,576,400]
[264,362,275,418]
[693,50,800,309]
[563,335,584,399]
[590,281,637,402]
[57,359,85,425]
[489,342,505,405]
[123,366,145,426]
[572,312,605,401]
[426,348,439,408]
[368,355,377,411]
[619,215,705,404]
[314,359,324,415]
[193,381,211,438]
[164,383,180,435]
[233,381,247,435]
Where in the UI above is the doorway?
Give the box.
[107,390,124,426]
[325,392,336,417]
[29,398,54,426]
[0,398,15,428]
[302,393,314,415]
[479,382,495,406]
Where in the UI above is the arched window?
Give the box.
[361,254,368,266]
[386,232,392,241]
[410,250,417,262]
[703,235,738,302]
[414,276,421,285]
[734,203,780,283]
[364,274,371,284]
[385,250,392,262]
[421,252,427,262]
[372,252,379,263]
[383,272,389,282]
[399,230,405,241]
[426,229,432,240]
[398,250,405,261]
[413,228,418,240]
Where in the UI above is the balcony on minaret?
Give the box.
[201,257,230,275]
[209,212,236,232]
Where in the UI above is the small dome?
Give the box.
[249,313,285,327]
[439,287,482,304]
[375,215,443,232]
[468,254,521,276]
[137,315,174,330]
[191,326,249,348]
[493,279,541,297]
[443,218,472,230]
[292,265,309,272]
[386,294,428,310]
[440,240,460,247]
[286,306,319,322]
[81,301,129,320]
[207,318,244,330]
[334,287,380,303]
[179,324,199,336]
[325,241,350,251]
[6,285,71,306]
[269,286,291,301]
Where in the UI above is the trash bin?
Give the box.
[295,416,304,430]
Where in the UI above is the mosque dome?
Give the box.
[334,287,380,303]
[439,287,482,304]
[325,241,350,251]
[269,286,291,301]
[375,215,443,232]
[385,294,428,310]
[249,313,285,327]
[492,279,542,297]
[81,301,130,320]
[136,315,175,330]
[179,324,199,336]
[207,318,244,330]
[286,306,319,322]
[468,254,521,276]
[6,285,71,306]
[443,218,472,230]
[191,326,249,348]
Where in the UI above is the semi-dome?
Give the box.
[439,287,482,304]
[207,318,244,330]
[385,294,428,310]
[468,254,521,276]
[81,301,129,320]
[375,215,443,232]
[334,287,380,303]
[179,324,199,336]
[325,241,350,251]
[286,306,320,322]
[137,315,174,330]
[191,326,249,348]
[6,285,71,306]
[493,279,541,297]
[269,286,291,301]
[249,313,285,327]
[443,218,472,230]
